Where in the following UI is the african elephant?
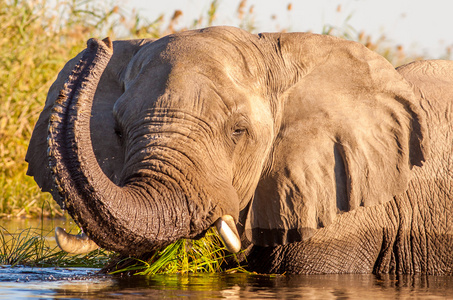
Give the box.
[26,26,453,274]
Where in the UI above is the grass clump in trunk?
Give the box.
[108,228,247,275]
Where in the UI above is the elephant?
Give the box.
[25,26,453,274]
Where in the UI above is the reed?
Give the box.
[0,225,111,267]
[0,0,112,217]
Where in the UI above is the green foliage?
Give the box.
[111,228,247,275]
[0,0,110,217]
[0,225,112,267]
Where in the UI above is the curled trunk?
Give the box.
[47,38,191,255]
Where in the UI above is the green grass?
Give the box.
[0,225,112,268]
[0,225,247,275]
[110,228,247,275]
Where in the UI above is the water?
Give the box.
[1,270,453,299]
[1,219,453,299]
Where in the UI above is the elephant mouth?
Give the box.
[54,214,241,254]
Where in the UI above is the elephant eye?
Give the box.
[114,125,123,139]
[232,128,246,136]
[230,116,250,144]
[231,127,246,142]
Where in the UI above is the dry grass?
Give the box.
[0,0,108,217]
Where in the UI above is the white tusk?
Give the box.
[55,227,100,254]
[215,215,241,253]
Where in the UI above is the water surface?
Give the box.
[1,219,452,299]
[1,267,453,299]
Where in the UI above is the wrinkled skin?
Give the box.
[26,27,452,274]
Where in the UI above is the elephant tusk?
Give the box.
[215,215,241,253]
[55,227,100,254]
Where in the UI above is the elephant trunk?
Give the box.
[47,38,195,255]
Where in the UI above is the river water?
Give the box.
[1,219,452,299]
[2,270,453,299]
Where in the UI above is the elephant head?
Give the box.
[26,26,427,256]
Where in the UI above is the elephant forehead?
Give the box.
[113,68,258,131]
[136,27,267,88]
[115,28,269,124]
[167,65,254,105]
[135,60,258,108]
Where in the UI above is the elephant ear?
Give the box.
[245,32,429,247]
[26,38,154,206]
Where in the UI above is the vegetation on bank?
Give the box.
[1,0,450,274]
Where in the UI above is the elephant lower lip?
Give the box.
[214,215,241,253]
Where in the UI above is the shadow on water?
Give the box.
[1,219,453,299]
